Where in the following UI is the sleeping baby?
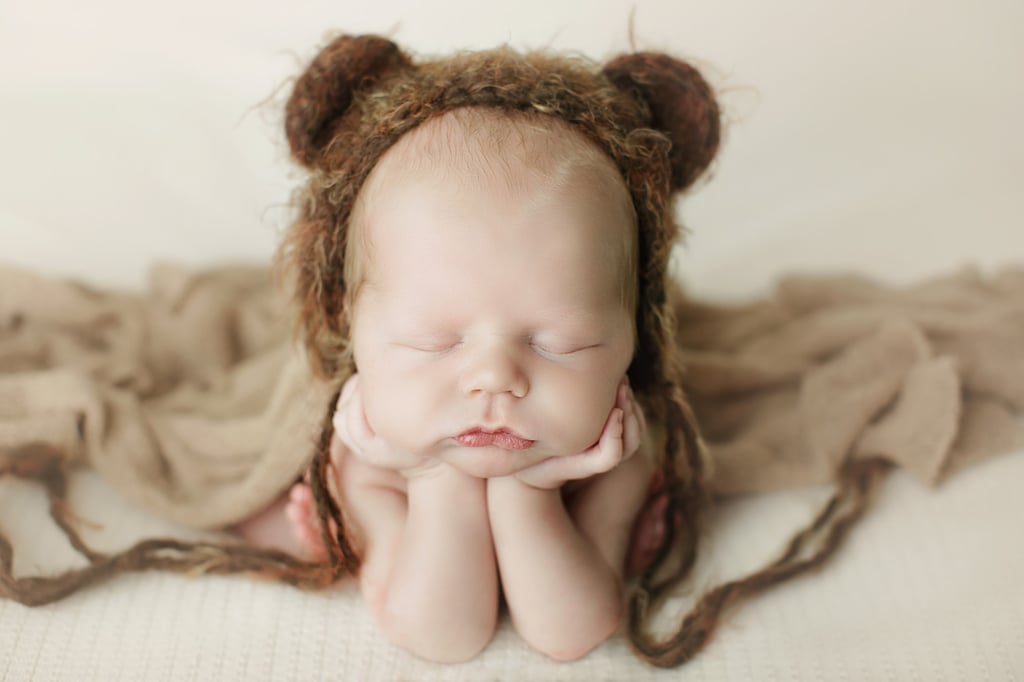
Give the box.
[238,33,720,663]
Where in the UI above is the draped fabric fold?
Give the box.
[0,264,335,529]
[1,263,1021,530]
[674,267,1024,495]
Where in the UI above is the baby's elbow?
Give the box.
[530,599,624,663]
[370,586,497,663]
[382,606,497,663]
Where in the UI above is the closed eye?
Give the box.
[394,340,462,354]
[530,341,599,356]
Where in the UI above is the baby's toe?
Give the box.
[289,482,312,504]
[626,493,668,577]
[284,483,327,561]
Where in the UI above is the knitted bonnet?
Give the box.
[278,33,721,390]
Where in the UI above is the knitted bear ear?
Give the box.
[602,52,721,192]
[285,34,413,168]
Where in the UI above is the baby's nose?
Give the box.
[459,344,529,398]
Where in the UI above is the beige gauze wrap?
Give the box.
[1,262,1022,530]
[0,264,335,529]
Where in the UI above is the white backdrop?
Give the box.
[1,0,1020,297]
[1,2,1023,680]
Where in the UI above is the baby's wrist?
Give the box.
[407,461,485,500]
[488,475,561,504]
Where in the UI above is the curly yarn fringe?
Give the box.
[0,391,359,607]
[627,456,890,667]
[0,398,890,669]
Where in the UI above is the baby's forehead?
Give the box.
[347,106,639,308]
[368,107,618,190]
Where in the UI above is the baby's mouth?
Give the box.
[453,428,534,450]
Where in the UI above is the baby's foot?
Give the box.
[284,482,330,562]
[626,491,669,578]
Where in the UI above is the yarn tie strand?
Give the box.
[0,394,359,607]
[626,456,891,667]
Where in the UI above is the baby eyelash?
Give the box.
[530,341,599,356]
[400,340,463,354]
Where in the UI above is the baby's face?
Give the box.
[349,131,635,478]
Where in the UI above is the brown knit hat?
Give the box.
[278,34,720,390]
[278,33,721,667]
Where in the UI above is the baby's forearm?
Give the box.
[487,476,624,662]
[371,467,498,662]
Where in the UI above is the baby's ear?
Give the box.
[285,34,412,169]
[602,53,721,192]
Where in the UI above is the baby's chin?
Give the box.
[436,442,553,479]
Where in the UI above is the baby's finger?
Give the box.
[585,408,625,475]
[329,431,345,464]
[525,408,625,486]
[333,387,375,460]
[332,408,354,451]
[333,377,360,445]
[341,390,423,470]
[615,380,629,411]
[345,395,391,463]
[597,407,627,472]
[338,373,360,408]
[624,386,648,457]
[347,388,376,442]
[622,402,642,459]
[636,397,647,438]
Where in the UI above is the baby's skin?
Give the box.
[269,375,666,662]
[240,108,667,662]
[334,373,653,662]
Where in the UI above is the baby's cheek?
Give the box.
[361,378,435,453]
[359,379,399,434]
[538,380,617,452]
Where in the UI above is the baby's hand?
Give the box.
[333,374,437,478]
[514,378,646,490]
